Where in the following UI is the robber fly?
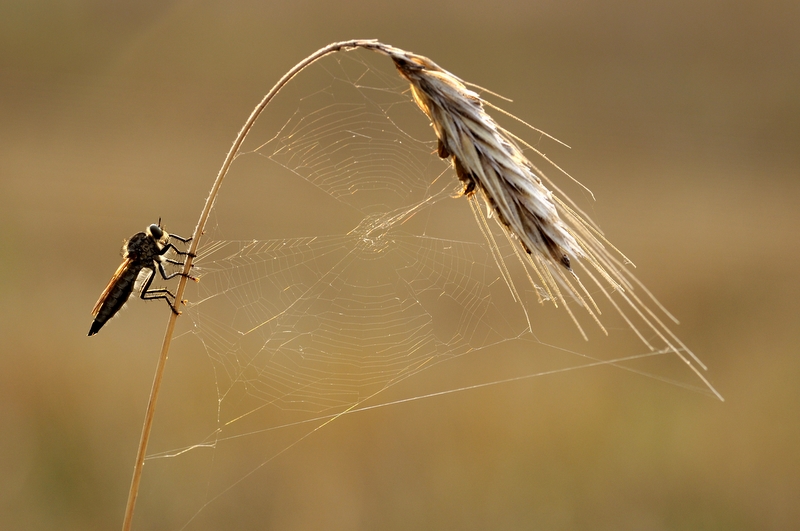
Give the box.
[88,221,196,336]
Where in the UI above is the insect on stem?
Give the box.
[89,222,195,336]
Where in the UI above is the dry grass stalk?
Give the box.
[123,37,720,531]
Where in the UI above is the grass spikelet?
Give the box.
[367,43,722,400]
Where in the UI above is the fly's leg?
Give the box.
[139,268,182,314]
[157,260,199,283]
[159,242,196,258]
[169,233,192,244]
[163,257,195,268]
[160,232,196,258]
[142,289,182,315]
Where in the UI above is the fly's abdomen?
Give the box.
[88,265,141,336]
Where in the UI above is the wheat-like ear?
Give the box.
[122,38,721,531]
[365,43,721,401]
[388,48,583,267]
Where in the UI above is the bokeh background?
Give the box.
[2,1,799,530]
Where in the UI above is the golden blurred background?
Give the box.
[1,1,798,529]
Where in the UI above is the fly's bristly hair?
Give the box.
[88,222,195,336]
[360,42,721,399]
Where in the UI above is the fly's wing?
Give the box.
[133,267,154,295]
[92,258,134,317]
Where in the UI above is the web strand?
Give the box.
[140,47,719,528]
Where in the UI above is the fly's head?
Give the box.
[147,222,170,246]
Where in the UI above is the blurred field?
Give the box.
[1,1,799,530]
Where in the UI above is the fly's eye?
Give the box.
[148,224,163,240]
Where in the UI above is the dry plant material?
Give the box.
[122,38,720,531]
[365,43,719,398]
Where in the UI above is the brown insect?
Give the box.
[89,221,196,336]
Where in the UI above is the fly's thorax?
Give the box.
[123,231,159,261]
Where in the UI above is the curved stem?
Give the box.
[120,38,381,531]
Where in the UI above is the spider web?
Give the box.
[140,50,709,529]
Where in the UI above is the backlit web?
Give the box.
[148,49,706,528]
